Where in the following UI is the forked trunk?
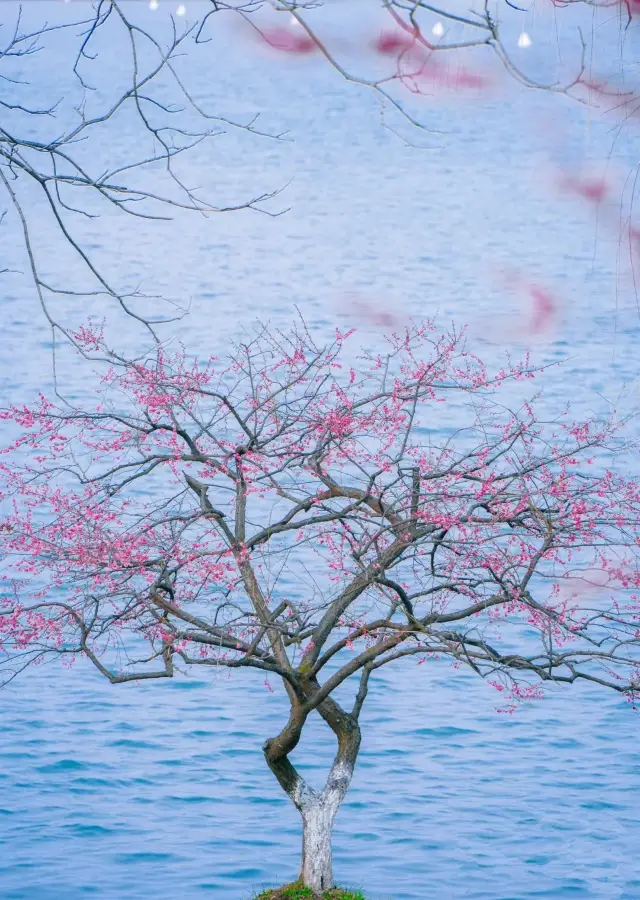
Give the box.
[264,739,357,894]
[298,756,353,892]
[263,685,362,895]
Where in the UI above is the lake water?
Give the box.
[1,2,640,898]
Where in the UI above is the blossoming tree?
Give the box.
[1,319,639,894]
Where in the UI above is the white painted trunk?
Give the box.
[300,801,336,893]
[298,758,353,894]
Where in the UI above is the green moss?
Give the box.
[253,881,366,900]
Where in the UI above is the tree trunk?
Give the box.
[264,738,357,895]
[298,751,356,893]
[300,797,337,893]
[263,684,361,895]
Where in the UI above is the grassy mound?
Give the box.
[253,881,366,900]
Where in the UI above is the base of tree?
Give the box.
[253,881,366,900]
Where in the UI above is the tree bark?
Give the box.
[300,797,338,893]
[263,686,361,895]
[299,756,353,893]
